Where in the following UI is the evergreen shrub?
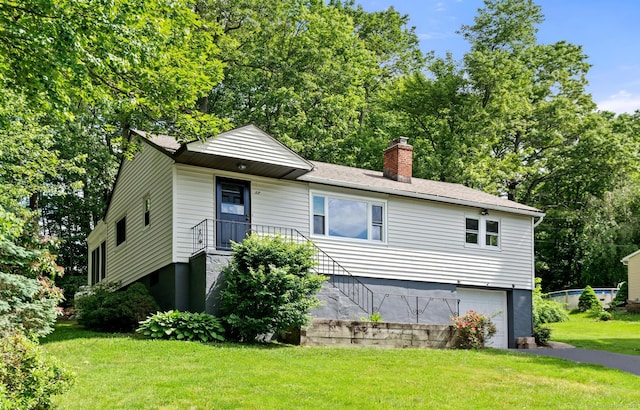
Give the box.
[75,282,159,332]
[611,282,628,307]
[533,325,552,346]
[578,285,601,312]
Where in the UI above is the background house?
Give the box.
[621,250,640,308]
[86,125,545,348]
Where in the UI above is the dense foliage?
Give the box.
[220,235,326,342]
[0,332,74,409]
[75,282,159,332]
[532,278,569,326]
[578,286,602,313]
[137,311,225,342]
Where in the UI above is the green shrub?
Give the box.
[578,285,601,312]
[597,310,613,321]
[361,312,383,322]
[0,272,63,339]
[451,310,497,349]
[75,282,159,332]
[612,282,628,307]
[137,311,225,342]
[0,332,75,409]
[532,278,569,326]
[220,234,326,342]
[533,325,552,346]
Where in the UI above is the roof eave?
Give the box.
[301,176,544,217]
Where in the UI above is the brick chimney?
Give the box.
[383,137,413,183]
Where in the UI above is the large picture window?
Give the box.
[465,216,500,248]
[312,194,385,242]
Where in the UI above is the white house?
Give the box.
[87,125,544,348]
[621,250,640,306]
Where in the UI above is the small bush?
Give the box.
[451,310,497,349]
[137,311,225,342]
[360,312,383,322]
[220,234,326,342]
[75,282,159,332]
[532,278,568,326]
[578,285,602,312]
[533,325,552,346]
[611,282,628,307]
[597,310,613,321]
[0,332,75,409]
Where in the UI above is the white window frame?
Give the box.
[464,215,501,250]
[310,191,387,244]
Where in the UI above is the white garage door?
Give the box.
[456,288,508,349]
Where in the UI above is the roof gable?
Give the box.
[182,124,313,173]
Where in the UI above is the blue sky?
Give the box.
[359,0,640,114]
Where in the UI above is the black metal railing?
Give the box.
[191,219,374,314]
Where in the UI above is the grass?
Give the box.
[42,321,640,409]
[548,310,640,356]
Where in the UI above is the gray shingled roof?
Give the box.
[131,129,542,216]
[132,130,182,153]
[300,161,542,216]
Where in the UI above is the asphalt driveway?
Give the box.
[515,346,640,376]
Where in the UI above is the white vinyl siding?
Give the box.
[173,165,310,262]
[311,193,534,290]
[185,125,312,170]
[105,144,173,286]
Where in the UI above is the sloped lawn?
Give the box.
[548,311,640,356]
[41,321,639,409]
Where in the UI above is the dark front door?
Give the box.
[216,178,251,250]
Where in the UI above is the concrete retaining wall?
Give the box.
[301,319,458,349]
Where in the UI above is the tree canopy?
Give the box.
[1,0,638,304]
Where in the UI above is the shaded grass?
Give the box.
[42,322,640,409]
[549,311,640,355]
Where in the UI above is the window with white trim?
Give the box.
[312,194,385,242]
[465,217,500,248]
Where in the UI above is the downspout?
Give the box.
[533,214,545,228]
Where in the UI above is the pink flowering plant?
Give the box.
[451,310,497,349]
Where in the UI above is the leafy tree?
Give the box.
[207,0,422,163]
[220,235,326,342]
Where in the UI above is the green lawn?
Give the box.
[548,311,640,356]
[42,322,639,409]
